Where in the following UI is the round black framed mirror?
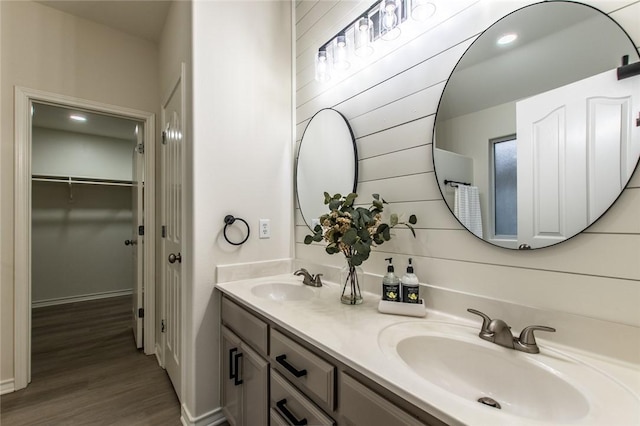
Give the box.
[433,1,640,249]
[296,108,358,229]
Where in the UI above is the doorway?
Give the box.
[13,87,156,390]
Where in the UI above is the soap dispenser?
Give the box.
[382,258,400,302]
[401,258,419,304]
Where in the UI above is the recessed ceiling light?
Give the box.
[70,114,87,122]
[497,33,518,46]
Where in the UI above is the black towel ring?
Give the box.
[223,215,250,246]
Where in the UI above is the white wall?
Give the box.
[32,182,133,304]
[191,1,292,420]
[295,0,640,362]
[1,0,158,386]
[33,127,135,181]
[436,101,516,237]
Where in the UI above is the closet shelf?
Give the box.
[32,175,133,187]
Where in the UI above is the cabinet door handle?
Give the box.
[233,352,243,386]
[229,348,238,380]
[276,398,308,426]
[275,354,307,378]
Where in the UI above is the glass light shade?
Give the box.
[315,49,331,82]
[381,0,401,40]
[411,0,436,21]
[354,17,374,57]
[333,35,350,71]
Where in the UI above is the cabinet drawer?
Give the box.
[339,372,426,426]
[270,329,335,409]
[271,370,335,426]
[221,297,268,356]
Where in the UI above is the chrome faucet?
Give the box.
[467,308,555,354]
[294,268,323,287]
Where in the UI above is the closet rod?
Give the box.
[32,175,133,187]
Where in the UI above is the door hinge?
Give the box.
[162,131,167,145]
[161,225,166,238]
[137,143,144,154]
[138,308,144,318]
[161,320,166,333]
[138,225,144,236]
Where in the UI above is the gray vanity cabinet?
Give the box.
[219,294,436,426]
[221,298,269,426]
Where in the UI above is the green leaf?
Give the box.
[313,224,322,232]
[376,223,389,234]
[326,244,340,255]
[390,213,398,227]
[357,228,370,241]
[382,226,391,241]
[342,228,357,245]
[304,235,313,245]
[313,233,324,242]
[324,192,331,204]
[344,193,357,207]
[354,240,370,255]
[373,200,384,210]
[372,193,380,200]
[373,235,384,245]
[332,193,342,200]
[409,214,417,225]
[329,199,341,211]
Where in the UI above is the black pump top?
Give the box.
[385,257,394,273]
[407,258,414,273]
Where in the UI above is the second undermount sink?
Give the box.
[378,321,640,424]
[250,282,315,301]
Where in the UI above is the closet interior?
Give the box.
[31,102,142,308]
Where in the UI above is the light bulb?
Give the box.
[381,0,401,40]
[497,33,518,45]
[354,17,374,57]
[333,35,350,71]
[315,49,331,82]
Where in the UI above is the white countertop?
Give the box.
[216,273,640,426]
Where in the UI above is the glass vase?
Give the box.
[340,259,363,305]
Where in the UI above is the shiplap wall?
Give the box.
[294,0,640,333]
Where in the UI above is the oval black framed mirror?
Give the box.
[296,108,358,229]
[433,1,640,249]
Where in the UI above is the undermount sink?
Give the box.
[250,282,315,301]
[378,321,640,424]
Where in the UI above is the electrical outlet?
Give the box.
[259,219,271,239]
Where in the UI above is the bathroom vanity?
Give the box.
[216,274,640,426]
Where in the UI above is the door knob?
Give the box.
[125,239,137,246]
[168,252,182,264]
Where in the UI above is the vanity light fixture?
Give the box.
[497,33,518,46]
[315,0,435,82]
[70,114,87,122]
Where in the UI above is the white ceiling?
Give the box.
[34,0,172,43]
[32,102,141,142]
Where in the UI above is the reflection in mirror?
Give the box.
[433,1,640,249]
[296,108,358,229]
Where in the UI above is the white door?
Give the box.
[131,127,145,348]
[516,69,640,248]
[161,67,185,400]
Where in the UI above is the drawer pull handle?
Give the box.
[233,351,243,386]
[229,348,238,380]
[276,398,308,426]
[276,354,307,378]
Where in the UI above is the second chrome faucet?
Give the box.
[467,308,555,354]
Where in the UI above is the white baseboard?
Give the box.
[155,343,164,368]
[181,405,226,426]
[32,289,133,309]
[0,378,15,395]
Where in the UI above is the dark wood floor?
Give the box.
[0,296,181,425]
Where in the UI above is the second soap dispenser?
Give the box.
[382,257,400,302]
[401,258,419,303]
